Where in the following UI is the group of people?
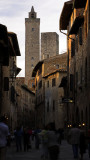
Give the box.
[67,123,90,160]
[0,116,61,160]
[0,116,10,160]
[1,115,90,160]
[13,122,61,160]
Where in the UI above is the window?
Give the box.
[38,66,42,75]
[47,81,49,88]
[4,77,9,91]
[47,54,49,58]
[32,28,34,31]
[52,78,56,87]
[70,74,74,91]
[31,64,34,68]
[76,72,78,89]
[32,83,35,88]
[53,100,55,112]
[38,80,42,89]
[79,27,82,45]
[85,57,87,87]
[56,64,59,69]
[80,67,82,84]
[31,14,34,18]
[71,40,75,57]
[31,57,34,60]
[75,36,78,52]
[47,101,49,112]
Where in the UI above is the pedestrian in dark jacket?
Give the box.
[23,127,30,151]
[14,126,23,152]
[67,123,80,159]
[79,128,86,160]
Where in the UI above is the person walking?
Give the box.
[39,126,49,159]
[67,123,80,159]
[23,127,30,151]
[47,122,59,160]
[79,127,86,160]
[0,116,10,160]
[14,126,23,152]
[87,128,90,158]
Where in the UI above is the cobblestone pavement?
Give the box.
[6,140,90,160]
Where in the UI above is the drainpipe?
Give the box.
[60,30,75,126]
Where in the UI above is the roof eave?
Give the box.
[59,1,73,30]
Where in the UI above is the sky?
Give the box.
[0,0,68,77]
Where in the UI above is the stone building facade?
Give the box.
[16,77,35,128]
[25,6,40,86]
[41,32,59,60]
[0,24,21,131]
[32,53,67,129]
[60,0,90,130]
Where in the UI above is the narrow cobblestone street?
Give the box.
[6,140,90,160]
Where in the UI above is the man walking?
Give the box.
[68,123,80,159]
[0,116,9,160]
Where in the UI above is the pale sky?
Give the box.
[0,0,68,76]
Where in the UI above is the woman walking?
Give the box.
[48,123,59,160]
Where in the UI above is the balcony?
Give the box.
[68,8,84,35]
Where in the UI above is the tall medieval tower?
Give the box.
[25,6,40,86]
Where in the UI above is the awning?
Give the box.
[59,76,67,88]
[0,24,8,45]
[60,1,73,30]
[0,24,8,58]
[74,0,87,9]
[16,67,22,76]
[8,37,15,56]
[69,16,84,35]
[32,60,44,77]
[8,32,21,56]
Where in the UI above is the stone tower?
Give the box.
[25,6,40,86]
[41,32,59,60]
